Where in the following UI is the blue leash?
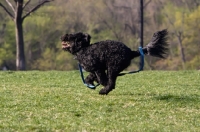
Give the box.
[78,46,144,89]
[118,46,144,76]
[78,64,100,89]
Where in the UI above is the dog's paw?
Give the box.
[85,79,95,86]
[85,82,94,86]
[99,88,112,95]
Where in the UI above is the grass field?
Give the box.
[0,70,199,132]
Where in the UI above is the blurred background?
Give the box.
[0,0,200,71]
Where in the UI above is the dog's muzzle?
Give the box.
[62,41,71,49]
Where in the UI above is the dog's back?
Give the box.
[77,40,133,72]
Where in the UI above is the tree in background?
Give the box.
[1,0,200,71]
[0,0,53,70]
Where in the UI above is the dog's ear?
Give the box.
[60,34,68,41]
[84,33,91,44]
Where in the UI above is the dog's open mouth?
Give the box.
[62,41,71,49]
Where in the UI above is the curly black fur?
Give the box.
[61,29,169,95]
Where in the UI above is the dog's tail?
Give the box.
[131,29,169,59]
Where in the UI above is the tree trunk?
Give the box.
[15,21,25,70]
[1,0,53,70]
[15,0,26,70]
[177,34,186,69]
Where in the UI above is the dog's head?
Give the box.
[61,32,91,54]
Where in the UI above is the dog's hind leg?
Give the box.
[99,69,118,95]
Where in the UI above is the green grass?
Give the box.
[0,70,199,132]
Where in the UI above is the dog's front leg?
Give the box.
[85,72,98,86]
[93,70,108,87]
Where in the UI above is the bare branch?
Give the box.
[113,5,132,10]
[22,0,53,20]
[23,0,31,9]
[125,23,137,35]
[157,0,179,35]
[194,0,200,7]
[94,9,121,40]
[0,2,14,20]
[5,0,15,13]
[144,0,152,8]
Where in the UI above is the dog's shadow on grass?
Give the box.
[154,94,199,103]
[118,92,199,103]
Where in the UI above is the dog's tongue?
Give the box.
[62,42,70,48]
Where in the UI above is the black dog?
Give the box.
[61,29,168,95]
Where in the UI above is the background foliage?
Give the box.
[0,0,200,70]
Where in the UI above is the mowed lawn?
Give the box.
[0,70,199,132]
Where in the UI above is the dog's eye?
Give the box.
[62,41,70,45]
[67,42,71,45]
